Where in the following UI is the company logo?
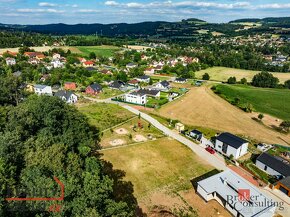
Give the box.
[4,177,64,213]
[238,189,250,201]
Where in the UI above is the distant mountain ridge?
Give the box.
[1,17,290,36]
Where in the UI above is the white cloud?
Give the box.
[38,2,57,7]
[17,8,64,13]
[257,3,290,9]
[104,1,119,6]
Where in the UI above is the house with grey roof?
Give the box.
[214,132,248,159]
[255,152,290,178]
[34,85,53,96]
[54,90,78,104]
[197,170,276,217]
[155,80,171,90]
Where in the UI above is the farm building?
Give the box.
[255,152,290,178]
[197,170,276,217]
[214,132,248,159]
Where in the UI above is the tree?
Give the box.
[202,73,210,80]
[227,76,237,84]
[284,80,290,89]
[258,113,264,121]
[241,78,247,84]
[280,121,290,133]
[252,71,279,88]
[89,52,96,60]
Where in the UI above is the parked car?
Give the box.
[205,146,215,154]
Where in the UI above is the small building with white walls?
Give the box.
[34,85,53,96]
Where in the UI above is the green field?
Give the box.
[78,103,135,131]
[215,84,290,120]
[196,67,290,83]
[76,45,120,57]
[101,138,212,197]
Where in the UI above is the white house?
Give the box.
[34,85,53,96]
[51,59,64,68]
[155,80,170,91]
[6,57,16,66]
[255,152,290,178]
[189,129,203,141]
[53,53,61,59]
[197,170,276,217]
[214,132,248,159]
[125,91,147,105]
[175,77,187,83]
[126,63,138,69]
[54,90,78,104]
[144,68,155,75]
[137,75,150,83]
[137,89,160,98]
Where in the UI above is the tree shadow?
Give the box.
[101,158,147,217]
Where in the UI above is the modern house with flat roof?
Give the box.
[125,91,147,105]
[197,170,276,217]
[215,132,248,159]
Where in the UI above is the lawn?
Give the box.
[78,103,135,131]
[214,84,290,120]
[195,67,290,83]
[101,137,213,197]
[94,88,123,99]
[76,45,120,58]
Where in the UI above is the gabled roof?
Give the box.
[89,83,102,92]
[54,90,75,101]
[176,77,187,82]
[216,132,248,149]
[257,153,290,177]
[137,89,160,96]
[190,129,202,135]
[34,84,50,90]
[160,80,170,87]
[278,176,290,188]
[138,75,150,80]
[110,80,125,89]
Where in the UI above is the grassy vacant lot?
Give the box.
[78,103,135,131]
[196,67,290,83]
[101,137,212,197]
[156,86,290,145]
[76,45,120,57]
[215,84,290,120]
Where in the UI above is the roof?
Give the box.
[129,91,146,97]
[126,62,137,66]
[256,153,290,177]
[216,132,248,149]
[197,170,275,217]
[110,80,125,89]
[278,176,290,188]
[84,61,94,65]
[54,90,75,101]
[89,83,102,92]
[137,89,160,96]
[160,80,170,87]
[128,79,140,84]
[176,77,187,82]
[34,84,49,90]
[138,75,150,80]
[190,129,202,135]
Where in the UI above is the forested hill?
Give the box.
[1,17,290,36]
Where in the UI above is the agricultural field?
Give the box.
[195,67,290,83]
[214,84,290,120]
[100,117,164,148]
[76,45,121,57]
[101,138,229,216]
[156,86,290,146]
[77,103,135,131]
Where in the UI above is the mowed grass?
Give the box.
[76,45,120,57]
[215,84,290,120]
[101,138,212,197]
[78,103,135,131]
[196,67,290,83]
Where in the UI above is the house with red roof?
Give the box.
[64,82,77,90]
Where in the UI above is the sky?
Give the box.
[1,0,290,24]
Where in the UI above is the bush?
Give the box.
[202,73,210,80]
[227,76,237,84]
[252,71,279,88]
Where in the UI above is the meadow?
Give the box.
[75,45,120,57]
[215,84,290,120]
[195,67,290,83]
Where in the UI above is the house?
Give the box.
[13,71,22,77]
[255,152,290,178]
[101,69,113,75]
[214,132,248,159]
[154,65,163,71]
[28,58,40,65]
[83,61,95,67]
[273,176,290,197]
[86,83,102,95]
[54,90,78,104]
[190,130,203,141]
[155,80,170,90]
[175,123,185,132]
[125,91,147,105]
[175,77,187,83]
[109,80,126,90]
[78,57,87,63]
[137,75,150,83]
[24,52,45,60]
[144,68,155,75]
[51,59,64,68]
[34,85,53,96]
[40,74,50,82]
[6,57,16,66]
[197,170,276,217]
[64,82,77,90]
[53,53,61,59]
[126,62,138,69]
[128,79,140,87]
[137,89,160,98]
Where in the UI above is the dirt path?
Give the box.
[158,86,290,146]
